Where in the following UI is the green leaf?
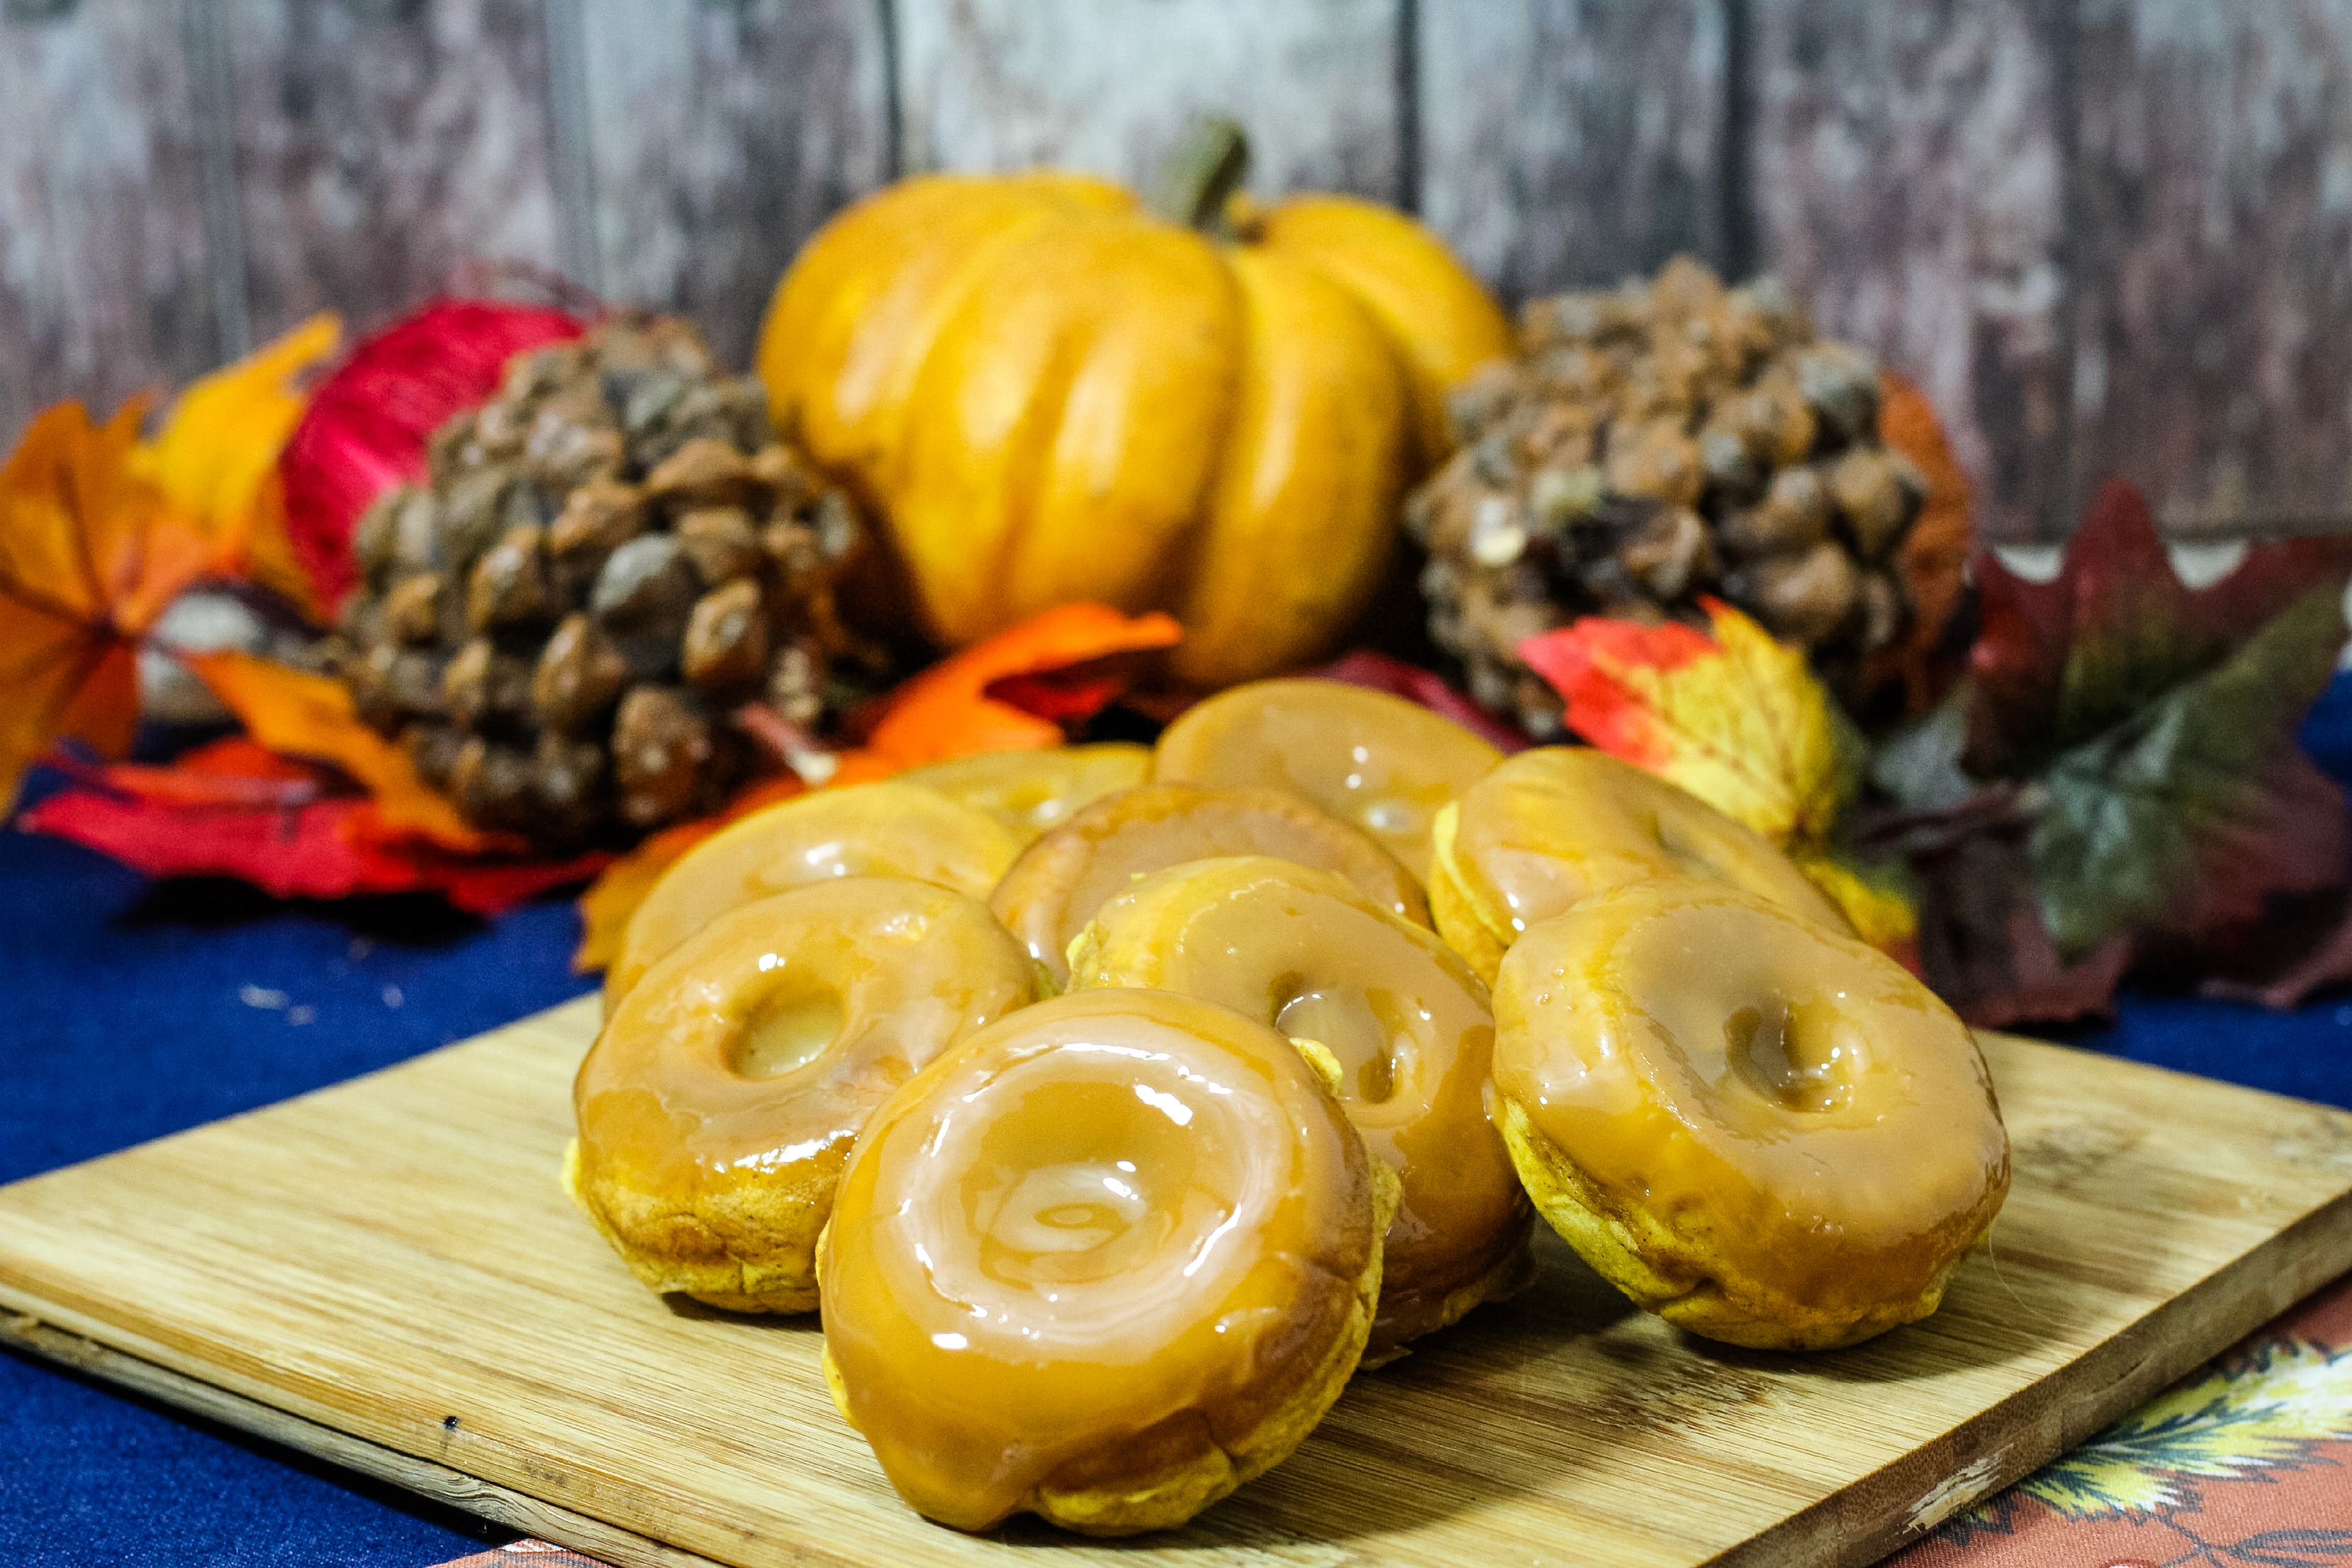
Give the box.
[2029,582,2350,959]
[1870,682,1975,814]
[2016,1338,2352,1520]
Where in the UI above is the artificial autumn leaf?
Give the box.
[179,648,490,851]
[1861,371,1973,721]
[861,603,1183,766]
[23,749,606,914]
[1967,480,2352,779]
[1521,600,1860,844]
[2029,583,2350,958]
[73,736,323,809]
[1908,826,2134,1030]
[571,604,1183,972]
[1518,598,1914,946]
[0,401,223,813]
[133,315,340,580]
[276,299,586,612]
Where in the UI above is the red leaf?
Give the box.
[22,751,607,915]
[1314,650,1531,754]
[1910,829,2132,1029]
[2202,900,2352,1011]
[276,301,585,612]
[1967,479,2352,778]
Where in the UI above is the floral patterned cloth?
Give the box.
[430,1273,2352,1568]
[1898,1272,2352,1567]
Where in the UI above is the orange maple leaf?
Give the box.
[0,401,223,812]
[179,648,494,853]
[1519,599,1914,946]
[571,603,1184,972]
[863,602,1182,766]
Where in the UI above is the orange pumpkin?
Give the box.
[756,129,1508,688]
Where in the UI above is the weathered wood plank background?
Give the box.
[4,0,2350,541]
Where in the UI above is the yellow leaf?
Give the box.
[1519,598,1910,946]
[133,313,340,559]
[1792,852,1917,948]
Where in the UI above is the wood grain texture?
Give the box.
[0,1313,724,1568]
[895,0,1401,201]
[0,0,217,445]
[575,0,892,371]
[3,998,2351,1567]
[1747,0,2074,541]
[2069,0,2352,534]
[1418,0,1726,302]
[224,0,566,345]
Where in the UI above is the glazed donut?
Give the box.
[1492,879,2009,1350]
[990,783,1428,985]
[820,989,1394,1535]
[1432,746,1846,984]
[1153,678,1503,880]
[607,780,1023,1005]
[1068,856,1531,1357]
[571,876,1036,1312]
[895,742,1152,845]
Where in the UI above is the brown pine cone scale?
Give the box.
[333,312,874,847]
[1410,256,1931,738]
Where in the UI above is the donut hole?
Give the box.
[964,1077,1209,1289]
[728,978,849,1081]
[1274,985,1400,1105]
[1724,996,1857,1114]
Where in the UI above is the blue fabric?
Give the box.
[1,758,590,1565]
[9,677,2352,1564]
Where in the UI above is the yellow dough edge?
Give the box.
[1496,1100,1984,1351]
[563,1137,823,1314]
[1426,802,1511,988]
[1291,1035,1533,1365]
[819,1164,1401,1535]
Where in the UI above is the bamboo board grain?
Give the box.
[4,998,2351,1567]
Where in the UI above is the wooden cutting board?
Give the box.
[4,997,2352,1568]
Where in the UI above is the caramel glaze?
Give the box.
[607,781,1022,1005]
[1153,678,1503,882]
[1442,749,1844,956]
[575,877,1036,1309]
[897,743,1153,845]
[821,990,1381,1533]
[1493,880,2009,1340]
[990,783,1428,985]
[1069,856,1532,1355]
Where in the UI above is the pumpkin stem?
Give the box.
[1155,116,1252,236]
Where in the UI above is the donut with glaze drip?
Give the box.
[1492,878,2009,1350]
[1152,677,1503,881]
[1068,856,1531,1357]
[607,780,1023,1006]
[819,989,1394,1535]
[1431,746,1846,985]
[570,876,1037,1312]
[990,783,1426,986]
[895,742,1152,845]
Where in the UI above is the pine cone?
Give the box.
[1409,257,1929,738]
[332,312,875,848]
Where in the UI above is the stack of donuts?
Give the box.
[566,678,2010,1535]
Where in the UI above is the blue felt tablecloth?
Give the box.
[11,685,2352,1567]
